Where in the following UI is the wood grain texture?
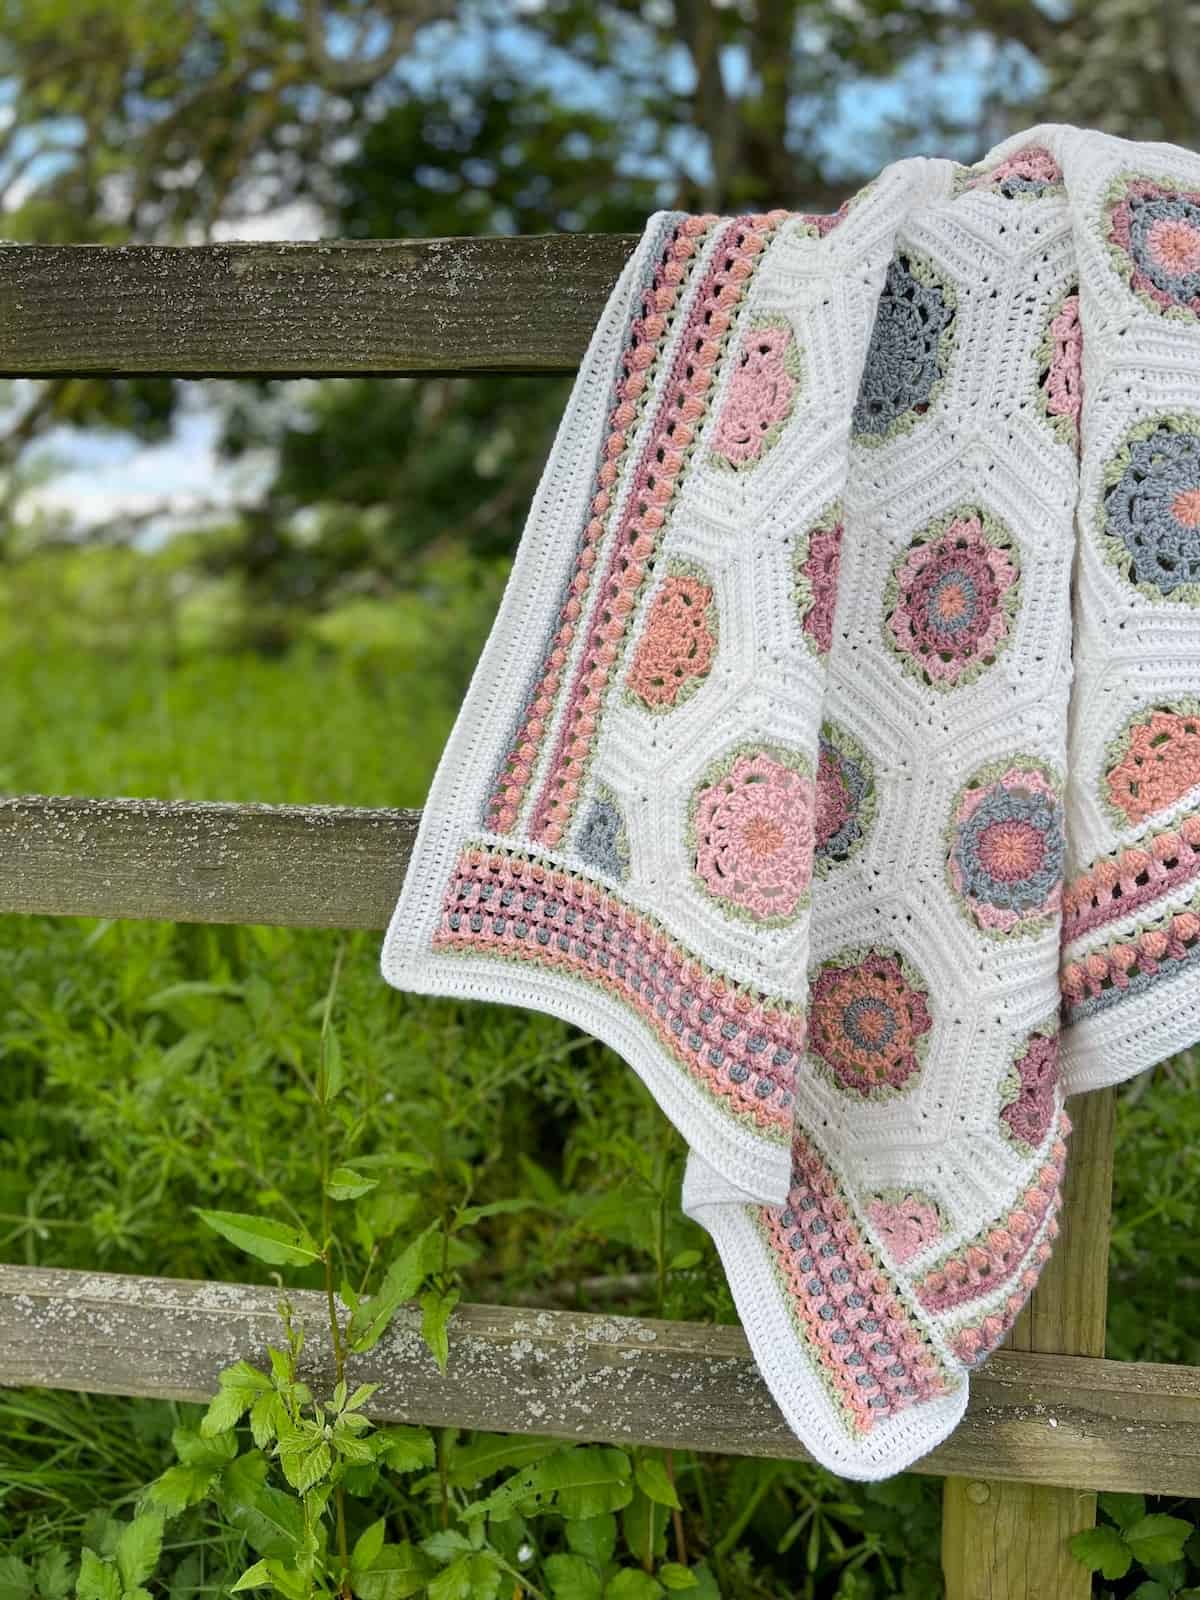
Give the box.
[942,1089,1118,1597]
[0,795,418,927]
[0,236,637,377]
[0,1264,1196,1494]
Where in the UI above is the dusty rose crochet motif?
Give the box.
[690,745,815,925]
[883,507,1020,690]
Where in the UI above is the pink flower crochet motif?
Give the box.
[710,319,800,470]
[627,571,716,709]
[867,1194,942,1265]
[1001,1031,1059,1151]
[692,748,815,923]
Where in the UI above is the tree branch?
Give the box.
[302,0,454,89]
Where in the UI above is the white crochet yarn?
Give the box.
[383,124,1200,1478]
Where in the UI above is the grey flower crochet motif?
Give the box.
[852,253,956,444]
[575,787,631,881]
[1100,415,1200,604]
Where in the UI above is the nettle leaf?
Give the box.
[1099,1491,1146,1531]
[0,1554,32,1600]
[200,1360,274,1437]
[605,1572,664,1599]
[566,1514,618,1565]
[543,1554,603,1600]
[194,1209,321,1267]
[472,1446,633,1524]
[635,1456,680,1510]
[249,1391,284,1449]
[327,1167,379,1200]
[281,1441,332,1494]
[1069,1525,1132,1581]
[428,1554,500,1600]
[334,1431,377,1466]
[421,1532,474,1563]
[173,1426,238,1471]
[448,1434,561,1490]
[74,1552,121,1600]
[352,1542,431,1600]
[1128,1583,1172,1600]
[37,1550,74,1600]
[420,1288,459,1373]
[143,1464,218,1516]
[115,1515,163,1590]
[378,1425,436,1473]
[1125,1515,1194,1567]
[348,1224,439,1353]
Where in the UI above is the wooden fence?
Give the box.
[0,237,1196,1600]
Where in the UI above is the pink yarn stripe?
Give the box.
[485,213,713,836]
[529,211,791,849]
[1062,811,1200,942]
[916,1120,1068,1316]
[433,846,800,1134]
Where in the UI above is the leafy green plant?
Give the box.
[1069,1493,1200,1597]
[1,607,1197,1595]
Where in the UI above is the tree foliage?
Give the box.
[0,0,1196,605]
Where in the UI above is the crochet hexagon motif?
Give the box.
[626,562,718,711]
[689,743,815,925]
[946,758,1064,939]
[883,505,1021,691]
[709,314,803,471]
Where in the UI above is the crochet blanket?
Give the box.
[382,123,1200,1479]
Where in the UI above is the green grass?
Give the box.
[0,585,1197,1593]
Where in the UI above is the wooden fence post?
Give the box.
[941,1087,1116,1599]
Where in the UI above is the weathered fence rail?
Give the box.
[1,1266,1197,1497]
[0,237,1195,1600]
[0,236,636,376]
[0,795,416,927]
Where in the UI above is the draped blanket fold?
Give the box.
[382,123,1200,1479]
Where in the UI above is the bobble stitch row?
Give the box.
[1062,811,1200,941]
[531,210,792,848]
[485,214,716,835]
[950,1129,1068,1365]
[1061,895,1200,1019]
[916,1116,1069,1317]
[762,1138,949,1435]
